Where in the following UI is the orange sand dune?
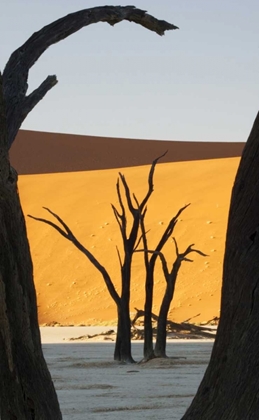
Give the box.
[11,129,244,175]
[19,157,240,325]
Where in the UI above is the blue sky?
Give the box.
[1,0,259,142]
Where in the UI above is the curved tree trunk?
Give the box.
[0,79,61,419]
[182,112,259,419]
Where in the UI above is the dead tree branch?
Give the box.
[3,7,177,147]
[28,208,120,306]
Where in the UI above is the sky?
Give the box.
[1,0,259,142]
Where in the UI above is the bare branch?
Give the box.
[28,208,120,306]
[134,228,150,252]
[42,206,75,238]
[3,7,177,147]
[180,243,208,260]
[112,179,127,243]
[172,237,179,257]
[133,193,140,208]
[139,151,168,211]
[111,204,127,243]
[116,246,123,269]
[20,75,58,121]
[116,178,126,219]
[150,203,190,262]
[157,251,170,280]
[139,210,150,269]
[27,214,69,241]
[119,173,135,215]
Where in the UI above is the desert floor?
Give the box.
[41,327,214,420]
[19,156,240,326]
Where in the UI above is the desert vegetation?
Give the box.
[30,152,206,363]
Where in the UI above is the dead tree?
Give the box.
[181,112,259,419]
[154,239,206,357]
[137,204,189,361]
[29,154,165,363]
[0,5,177,417]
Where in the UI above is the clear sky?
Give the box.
[1,0,259,142]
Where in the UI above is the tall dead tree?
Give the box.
[154,238,206,358]
[0,6,177,418]
[137,204,189,361]
[181,112,259,419]
[29,154,165,363]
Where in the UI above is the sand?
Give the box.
[41,327,214,419]
[11,129,244,175]
[18,156,240,326]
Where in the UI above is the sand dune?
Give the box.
[11,129,244,174]
[18,156,240,326]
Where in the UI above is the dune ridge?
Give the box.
[11,129,244,174]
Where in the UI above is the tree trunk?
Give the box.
[143,267,155,360]
[181,112,259,419]
[0,79,61,419]
[155,282,175,358]
[114,305,134,363]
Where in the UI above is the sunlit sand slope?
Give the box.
[19,157,240,325]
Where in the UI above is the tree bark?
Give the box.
[182,112,259,419]
[154,282,175,358]
[114,303,135,363]
[0,77,61,419]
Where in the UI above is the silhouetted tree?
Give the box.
[137,204,190,360]
[181,112,259,419]
[154,238,206,357]
[29,154,166,363]
[0,5,177,417]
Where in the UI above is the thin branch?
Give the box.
[116,178,126,220]
[150,203,190,264]
[172,237,179,257]
[116,246,123,269]
[134,229,150,252]
[119,173,135,215]
[42,206,75,237]
[111,204,127,245]
[139,210,150,269]
[28,208,120,306]
[139,151,168,211]
[27,214,70,241]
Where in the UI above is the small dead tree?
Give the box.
[154,238,207,357]
[0,5,177,416]
[29,154,165,363]
[136,203,190,361]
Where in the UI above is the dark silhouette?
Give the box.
[154,239,206,357]
[29,154,166,363]
[181,112,259,419]
[137,204,190,360]
[0,5,176,417]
